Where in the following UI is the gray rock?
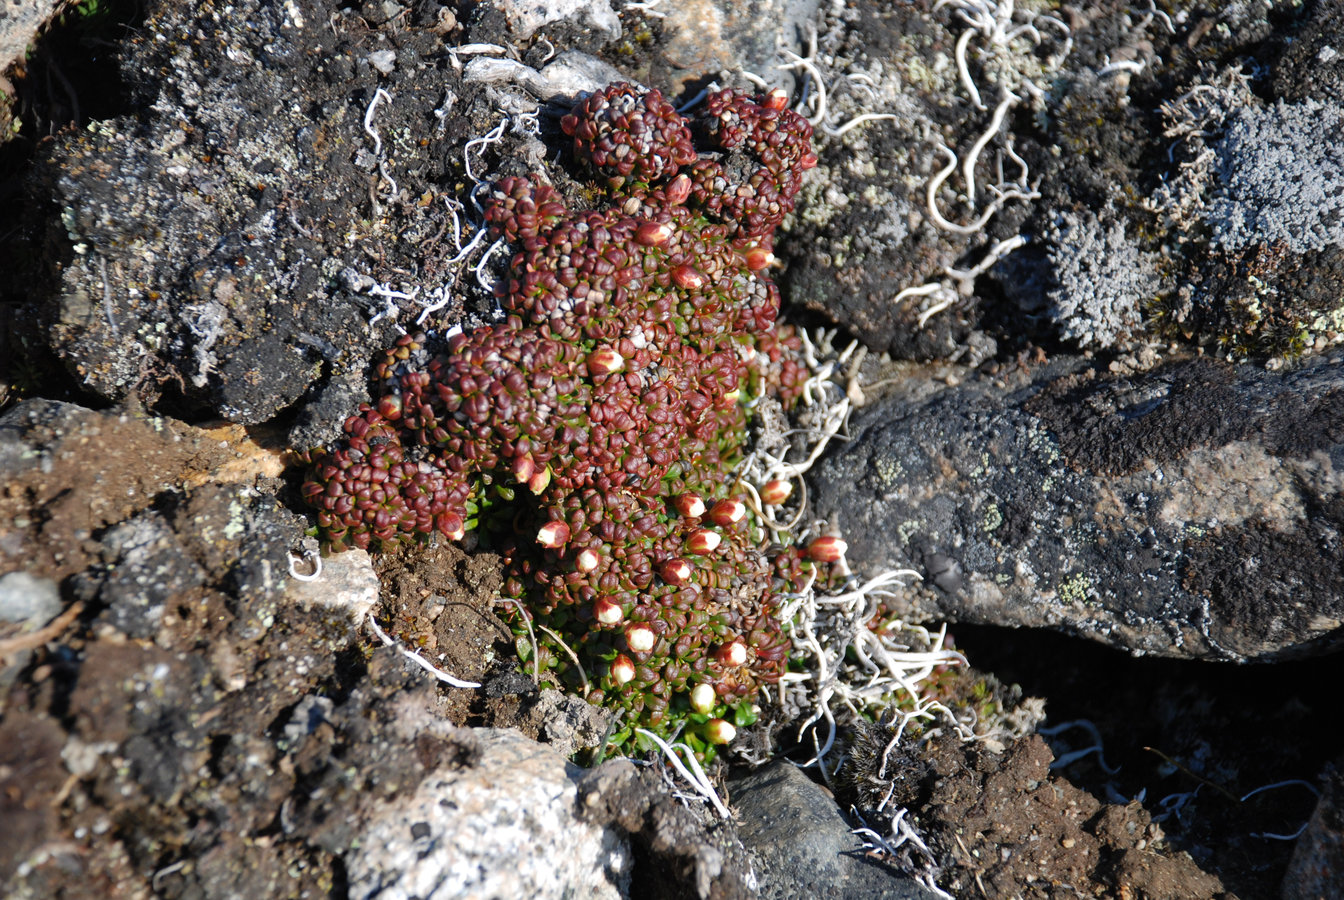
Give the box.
[0,572,65,704]
[98,512,206,639]
[0,0,59,73]
[539,51,632,101]
[650,0,811,95]
[285,547,379,628]
[487,0,620,41]
[0,571,62,626]
[464,51,632,103]
[808,353,1344,661]
[729,763,942,899]
[344,728,631,900]
[524,689,610,758]
[287,370,372,452]
[464,56,551,94]
[367,49,397,75]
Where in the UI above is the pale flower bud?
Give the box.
[743,246,774,271]
[708,499,746,527]
[587,347,625,375]
[674,493,707,518]
[686,528,721,555]
[760,479,793,505]
[611,654,636,685]
[511,454,536,484]
[671,264,704,290]
[705,718,736,744]
[527,464,552,495]
[689,683,716,714]
[716,640,748,667]
[626,623,656,652]
[593,597,624,625]
[575,547,601,573]
[537,520,570,549]
[635,220,674,246]
[665,173,692,205]
[660,558,693,586]
[763,87,789,110]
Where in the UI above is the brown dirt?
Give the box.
[910,734,1229,899]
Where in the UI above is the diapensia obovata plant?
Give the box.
[298,82,845,756]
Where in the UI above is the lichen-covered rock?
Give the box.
[780,1,1058,360]
[807,353,1344,661]
[31,0,527,422]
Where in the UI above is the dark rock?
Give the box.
[209,732,294,836]
[1283,754,1344,900]
[229,499,305,641]
[729,762,941,899]
[67,641,214,808]
[1271,0,1344,104]
[192,832,309,900]
[578,757,758,900]
[34,0,509,423]
[808,353,1344,660]
[286,369,372,453]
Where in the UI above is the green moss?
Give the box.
[1057,572,1092,606]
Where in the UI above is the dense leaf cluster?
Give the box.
[299,83,818,748]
